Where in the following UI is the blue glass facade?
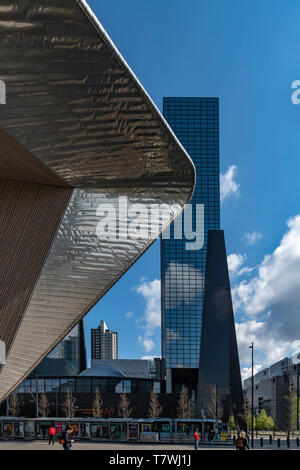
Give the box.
[29,321,86,377]
[162,97,220,369]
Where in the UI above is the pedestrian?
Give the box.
[193,428,200,450]
[48,424,56,445]
[208,430,215,447]
[236,431,249,451]
[60,425,74,451]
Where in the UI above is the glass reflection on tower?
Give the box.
[162,97,220,370]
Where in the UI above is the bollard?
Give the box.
[287,436,290,448]
[297,437,299,447]
[233,435,236,445]
[269,435,272,445]
[260,437,263,447]
[277,438,280,447]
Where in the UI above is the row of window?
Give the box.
[16,378,160,395]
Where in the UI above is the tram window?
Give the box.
[110,422,127,439]
[91,423,109,438]
[141,423,152,432]
[160,423,171,433]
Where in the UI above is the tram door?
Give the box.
[14,422,24,438]
[79,423,90,438]
[128,423,139,441]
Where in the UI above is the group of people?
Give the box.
[193,429,215,450]
[48,425,75,451]
[193,428,250,451]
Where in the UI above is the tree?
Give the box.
[267,415,275,430]
[62,387,76,418]
[256,409,269,430]
[246,412,256,431]
[206,386,224,421]
[148,388,163,418]
[118,392,132,419]
[289,391,300,429]
[9,393,21,416]
[229,415,236,430]
[176,385,191,419]
[92,387,104,418]
[38,393,50,417]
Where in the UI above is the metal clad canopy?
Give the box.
[0,0,195,401]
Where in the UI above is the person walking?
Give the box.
[193,428,200,450]
[60,425,74,451]
[208,430,215,447]
[48,425,56,445]
[236,431,249,451]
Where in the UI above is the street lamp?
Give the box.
[249,343,254,448]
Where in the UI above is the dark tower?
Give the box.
[197,230,245,427]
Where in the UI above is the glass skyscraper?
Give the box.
[161,97,220,371]
[29,320,86,377]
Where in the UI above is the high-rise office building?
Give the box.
[91,321,118,360]
[162,97,244,424]
[162,97,220,373]
[30,320,87,377]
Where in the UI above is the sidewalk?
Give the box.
[0,440,299,451]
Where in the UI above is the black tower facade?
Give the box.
[197,230,245,426]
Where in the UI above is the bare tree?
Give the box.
[206,386,224,420]
[176,385,191,419]
[62,387,76,418]
[92,387,104,418]
[38,393,50,417]
[118,392,132,418]
[217,398,224,421]
[206,386,217,420]
[9,393,21,416]
[148,388,163,418]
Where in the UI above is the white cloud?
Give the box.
[243,231,262,246]
[138,332,154,353]
[227,253,247,274]
[241,365,263,382]
[164,262,203,308]
[227,253,254,278]
[236,320,293,369]
[234,214,300,370]
[125,311,134,319]
[135,278,161,354]
[220,165,240,202]
[238,266,255,276]
[135,278,161,329]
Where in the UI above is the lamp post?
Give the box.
[297,363,299,431]
[249,343,254,448]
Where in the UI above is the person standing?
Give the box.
[60,425,74,451]
[208,429,215,447]
[193,428,200,450]
[236,431,249,451]
[48,425,56,445]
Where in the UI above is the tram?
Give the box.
[0,417,228,442]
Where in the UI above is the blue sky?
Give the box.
[84,0,300,377]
